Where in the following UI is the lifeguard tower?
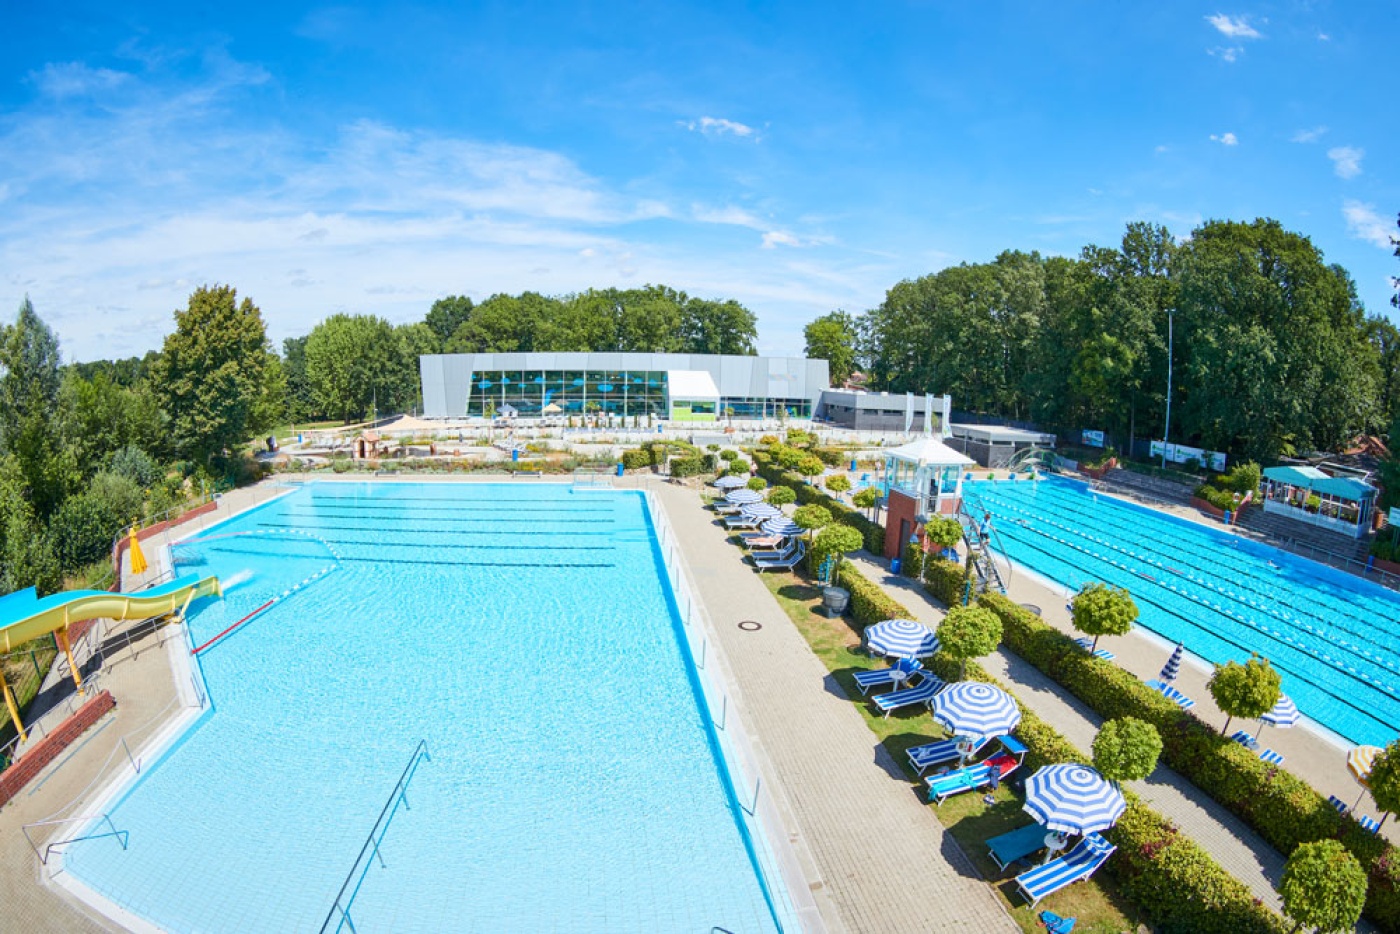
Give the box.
[880,437,975,560]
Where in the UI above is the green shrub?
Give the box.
[1220,461,1262,496]
[1372,538,1395,562]
[1280,840,1368,934]
[706,443,721,452]
[108,445,162,489]
[824,474,851,493]
[810,525,864,577]
[766,485,796,505]
[921,556,965,607]
[923,515,963,549]
[621,448,652,471]
[746,477,767,492]
[669,455,707,478]
[718,449,738,462]
[1194,483,1238,511]
[835,563,910,631]
[758,434,780,446]
[902,540,923,578]
[725,458,750,475]
[812,446,846,467]
[51,493,121,571]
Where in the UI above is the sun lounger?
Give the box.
[987,823,1049,872]
[1144,679,1196,709]
[724,513,761,529]
[1073,636,1115,661]
[1328,795,1350,814]
[1014,833,1116,907]
[742,535,785,551]
[754,544,805,571]
[926,752,1020,805]
[853,657,923,696]
[1258,748,1284,766]
[907,735,992,776]
[871,672,946,718]
[1360,815,1382,834]
[749,542,799,562]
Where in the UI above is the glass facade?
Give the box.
[463,369,813,419]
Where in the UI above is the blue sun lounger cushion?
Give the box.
[1015,833,1116,907]
[871,672,946,718]
[907,734,991,775]
[987,823,1049,872]
[853,657,924,696]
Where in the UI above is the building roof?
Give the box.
[885,437,975,467]
[666,369,720,399]
[950,423,1057,445]
[1264,465,1376,501]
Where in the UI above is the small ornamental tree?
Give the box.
[1071,583,1139,653]
[1365,739,1400,829]
[824,474,851,494]
[767,485,797,506]
[792,504,833,538]
[923,515,963,550]
[776,446,804,469]
[1207,655,1282,735]
[796,454,825,483]
[937,606,1003,680]
[813,525,864,578]
[1092,717,1163,786]
[853,486,879,518]
[1279,839,1367,934]
[746,477,767,492]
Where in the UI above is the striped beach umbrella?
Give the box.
[1145,679,1195,710]
[1023,764,1127,835]
[740,503,782,520]
[760,518,804,538]
[864,619,940,659]
[1254,695,1300,738]
[724,489,763,505]
[1159,643,1184,683]
[714,475,748,490]
[1349,745,1385,810]
[931,682,1022,741]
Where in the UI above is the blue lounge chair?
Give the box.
[853,657,923,696]
[749,541,799,562]
[755,544,805,571]
[724,513,761,529]
[1229,729,1259,751]
[1073,636,1115,661]
[927,745,1025,805]
[907,734,991,776]
[871,672,946,718]
[1328,795,1350,814]
[1360,815,1382,834]
[1145,679,1196,709]
[1258,748,1285,766]
[987,823,1049,872]
[1015,833,1117,907]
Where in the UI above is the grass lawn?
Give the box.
[754,566,1145,934]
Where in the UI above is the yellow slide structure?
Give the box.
[0,574,221,740]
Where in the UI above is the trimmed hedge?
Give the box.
[754,450,885,555]
[977,591,1400,931]
[832,562,1284,931]
[835,562,910,632]
[921,556,966,607]
[620,448,652,470]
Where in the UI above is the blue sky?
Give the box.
[0,1,1395,361]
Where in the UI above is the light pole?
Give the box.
[1161,308,1174,470]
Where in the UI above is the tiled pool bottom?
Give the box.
[61,483,788,932]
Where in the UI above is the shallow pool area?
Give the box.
[964,477,1400,747]
[62,483,788,932]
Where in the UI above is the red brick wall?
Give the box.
[884,490,919,558]
[0,691,117,810]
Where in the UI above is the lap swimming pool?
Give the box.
[62,482,791,932]
[964,477,1400,747]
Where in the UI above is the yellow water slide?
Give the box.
[0,573,220,740]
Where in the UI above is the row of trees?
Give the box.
[808,217,1400,466]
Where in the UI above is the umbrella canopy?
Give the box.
[1023,764,1127,835]
[865,619,940,659]
[760,518,804,538]
[724,489,763,505]
[1258,695,1300,732]
[1349,746,1384,789]
[931,682,1021,740]
[740,503,783,520]
[714,475,748,490]
[1159,643,1184,683]
[127,528,148,576]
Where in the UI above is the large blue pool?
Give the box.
[963,477,1400,747]
[64,483,787,932]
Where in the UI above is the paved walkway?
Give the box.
[849,553,1301,913]
[658,484,1017,933]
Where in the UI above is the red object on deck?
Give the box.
[192,600,274,655]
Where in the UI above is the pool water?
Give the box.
[64,483,785,933]
[963,477,1400,747]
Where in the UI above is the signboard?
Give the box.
[1150,440,1226,472]
[1081,430,1105,448]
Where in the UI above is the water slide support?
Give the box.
[54,626,84,697]
[2,674,27,742]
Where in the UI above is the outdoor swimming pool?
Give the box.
[63,482,790,932]
[964,477,1400,747]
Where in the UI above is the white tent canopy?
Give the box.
[886,437,975,468]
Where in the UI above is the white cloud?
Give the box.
[1291,126,1328,143]
[692,204,764,228]
[761,231,801,249]
[678,116,755,138]
[1317,32,1330,41]
[28,62,132,98]
[1209,132,1239,146]
[1342,201,1394,249]
[1206,14,1261,39]
[1208,46,1241,62]
[1327,145,1364,179]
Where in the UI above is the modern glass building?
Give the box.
[419,352,830,422]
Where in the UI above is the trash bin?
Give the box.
[512,449,519,462]
[891,558,902,575]
[850,459,858,472]
[616,462,625,477]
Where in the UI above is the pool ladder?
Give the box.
[957,509,1010,595]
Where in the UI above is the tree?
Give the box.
[745,476,766,492]
[853,486,879,518]
[108,446,162,489]
[812,524,864,577]
[767,485,797,506]
[61,371,170,474]
[792,504,832,537]
[937,605,1003,680]
[679,298,758,355]
[152,286,280,463]
[395,322,440,413]
[0,457,61,595]
[1279,840,1367,934]
[804,311,857,385]
[1207,655,1282,735]
[824,474,851,494]
[424,295,474,349]
[1092,717,1162,785]
[923,516,964,550]
[1071,583,1138,653]
[0,298,72,517]
[281,335,318,423]
[796,454,825,483]
[1365,740,1400,828]
[304,314,406,423]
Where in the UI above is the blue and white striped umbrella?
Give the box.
[724,489,763,505]
[1159,643,1184,683]
[865,618,940,659]
[1256,695,1300,737]
[761,518,804,538]
[1145,679,1196,709]
[714,475,749,490]
[740,503,783,520]
[1023,764,1127,835]
[931,682,1021,741]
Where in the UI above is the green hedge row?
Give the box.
[921,555,966,607]
[835,563,1284,931]
[976,591,1400,930]
[753,450,885,554]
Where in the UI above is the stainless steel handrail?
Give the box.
[22,813,128,865]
